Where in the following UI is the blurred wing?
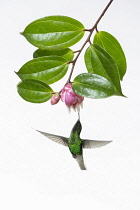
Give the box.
[36,130,68,147]
[83,139,112,149]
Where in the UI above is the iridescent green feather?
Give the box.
[68,123,83,156]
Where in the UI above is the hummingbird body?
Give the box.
[68,120,82,156]
[68,120,86,170]
[36,119,112,170]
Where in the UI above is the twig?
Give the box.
[66,0,113,84]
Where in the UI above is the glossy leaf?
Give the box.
[72,73,116,99]
[21,15,85,50]
[84,44,123,95]
[33,48,74,61]
[93,31,127,80]
[17,79,53,103]
[16,56,69,85]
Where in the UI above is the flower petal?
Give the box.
[65,92,77,106]
[61,91,66,102]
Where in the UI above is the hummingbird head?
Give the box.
[72,119,82,136]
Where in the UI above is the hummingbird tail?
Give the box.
[74,155,87,170]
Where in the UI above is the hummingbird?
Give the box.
[36,119,112,170]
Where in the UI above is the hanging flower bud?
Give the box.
[61,83,84,111]
[51,93,61,105]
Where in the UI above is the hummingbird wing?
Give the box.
[36,130,68,147]
[82,139,112,149]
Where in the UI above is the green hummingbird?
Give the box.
[37,119,112,170]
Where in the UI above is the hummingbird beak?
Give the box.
[78,112,80,121]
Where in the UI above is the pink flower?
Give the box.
[51,94,61,105]
[61,83,84,111]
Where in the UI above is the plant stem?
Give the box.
[66,0,113,84]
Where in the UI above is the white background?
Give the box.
[0,0,140,209]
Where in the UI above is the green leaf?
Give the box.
[33,48,74,61]
[17,79,53,103]
[16,56,69,85]
[84,44,123,95]
[72,73,116,99]
[21,15,85,50]
[93,31,127,80]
